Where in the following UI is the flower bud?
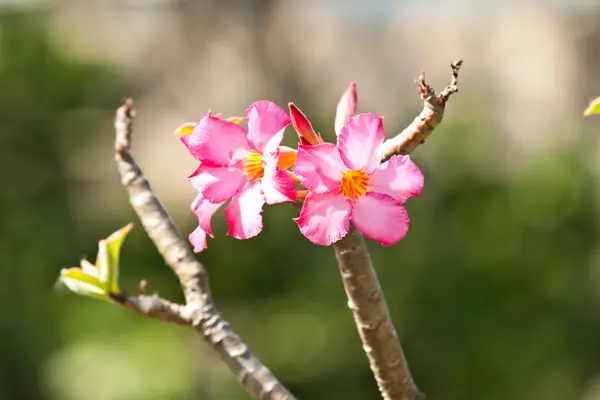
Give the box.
[334,81,357,136]
[289,103,321,145]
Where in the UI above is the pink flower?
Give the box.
[294,113,424,246]
[181,101,297,252]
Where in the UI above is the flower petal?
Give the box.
[225,116,245,124]
[188,164,246,203]
[191,193,225,237]
[181,114,249,165]
[338,113,385,173]
[369,155,424,203]
[295,191,351,246]
[246,101,291,153]
[335,81,357,136]
[277,146,297,170]
[294,143,346,193]
[60,268,109,300]
[189,226,208,253]
[261,131,296,204]
[261,167,296,204]
[225,181,266,239]
[262,166,296,204]
[351,192,410,246]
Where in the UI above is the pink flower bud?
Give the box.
[334,81,357,136]
[289,103,321,146]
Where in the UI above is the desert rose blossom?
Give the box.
[294,113,424,246]
[181,101,297,252]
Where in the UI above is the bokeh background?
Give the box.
[3,0,600,399]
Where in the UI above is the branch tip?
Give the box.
[415,70,432,98]
[115,98,136,153]
[440,59,463,103]
[139,279,148,295]
[381,58,463,160]
[451,59,463,77]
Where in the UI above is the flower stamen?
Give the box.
[340,170,369,200]
[243,151,264,181]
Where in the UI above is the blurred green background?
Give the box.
[3,1,600,399]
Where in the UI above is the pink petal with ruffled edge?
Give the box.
[295,191,352,246]
[351,192,410,246]
[262,165,296,204]
[368,155,424,203]
[261,131,296,204]
[188,193,225,253]
[225,181,266,239]
[188,164,246,203]
[189,226,208,253]
[181,114,249,166]
[294,143,347,194]
[191,193,225,237]
[337,114,385,174]
[246,101,291,153]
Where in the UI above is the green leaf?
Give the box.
[97,223,133,294]
[59,267,109,301]
[584,96,600,116]
[80,258,98,277]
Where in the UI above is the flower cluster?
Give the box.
[177,83,424,252]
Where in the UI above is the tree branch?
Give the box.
[333,60,463,400]
[114,99,296,400]
[110,291,190,325]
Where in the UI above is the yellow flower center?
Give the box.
[242,148,297,182]
[243,151,264,181]
[340,170,369,200]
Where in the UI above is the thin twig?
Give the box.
[333,61,463,400]
[114,99,296,400]
[381,60,463,161]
